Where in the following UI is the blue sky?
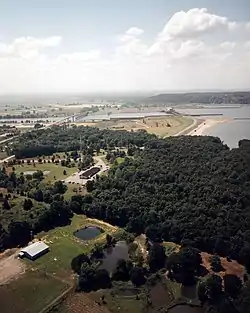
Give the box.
[0,0,249,92]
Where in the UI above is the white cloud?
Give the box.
[57,50,100,63]
[219,41,236,50]
[0,9,249,93]
[158,8,237,40]
[125,27,144,37]
[0,36,61,59]
[119,27,144,43]
[147,9,239,57]
[246,22,250,31]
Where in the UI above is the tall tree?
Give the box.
[148,244,166,272]
[223,274,243,299]
[167,247,202,285]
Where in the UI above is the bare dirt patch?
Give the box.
[57,293,111,313]
[0,251,26,285]
[201,252,245,280]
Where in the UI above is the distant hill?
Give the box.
[145,91,250,105]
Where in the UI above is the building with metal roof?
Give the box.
[18,241,49,260]
[79,166,100,179]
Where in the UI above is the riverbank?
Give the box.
[187,118,229,136]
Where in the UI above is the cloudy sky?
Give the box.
[0,0,250,93]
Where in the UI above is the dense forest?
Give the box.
[81,136,250,266]
[9,125,155,158]
[146,91,250,104]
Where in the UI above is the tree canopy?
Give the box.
[81,136,250,265]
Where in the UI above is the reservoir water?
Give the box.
[81,105,250,148]
[176,106,250,148]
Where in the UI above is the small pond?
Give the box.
[99,241,129,273]
[74,226,103,240]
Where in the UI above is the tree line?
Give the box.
[9,125,156,158]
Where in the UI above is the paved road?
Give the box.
[173,117,197,137]
[64,156,109,185]
[0,154,15,164]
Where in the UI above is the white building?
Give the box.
[18,241,49,260]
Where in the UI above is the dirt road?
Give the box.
[0,252,26,285]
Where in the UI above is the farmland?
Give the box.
[0,270,69,313]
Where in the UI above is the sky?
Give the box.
[0,0,250,93]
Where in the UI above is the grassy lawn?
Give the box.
[13,163,77,183]
[30,215,119,279]
[0,270,69,313]
[145,117,193,137]
[116,157,125,164]
[91,117,193,138]
[163,241,181,256]
[63,184,87,200]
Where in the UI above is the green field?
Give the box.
[13,162,77,183]
[63,184,87,200]
[0,270,69,313]
[116,157,125,164]
[31,215,119,279]
[91,116,193,138]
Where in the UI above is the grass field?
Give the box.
[63,184,87,200]
[31,215,119,279]
[13,162,77,183]
[116,157,125,164]
[86,116,193,138]
[0,270,69,313]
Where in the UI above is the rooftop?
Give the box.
[20,241,49,257]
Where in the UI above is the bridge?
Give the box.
[48,114,80,126]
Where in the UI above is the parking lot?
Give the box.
[64,156,109,185]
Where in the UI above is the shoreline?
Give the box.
[187,118,229,136]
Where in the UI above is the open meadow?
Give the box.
[73,116,193,138]
[13,162,77,183]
